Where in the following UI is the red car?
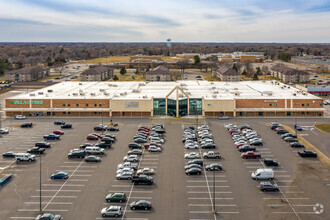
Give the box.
[235,142,247,148]
[53,130,64,135]
[229,130,241,135]
[138,126,150,131]
[241,151,261,159]
[274,127,283,131]
[87,135,98,140]
[91,133,102,138]
[137,131,149,135]
[144,142,161,148]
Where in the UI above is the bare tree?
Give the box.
[171,70,183,81]
[177,59,189,73]
[261,65,269,74]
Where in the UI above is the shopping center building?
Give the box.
[4,81,325,118]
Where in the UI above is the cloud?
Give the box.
[0,0,329,42]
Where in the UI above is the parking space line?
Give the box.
[55,170,94,172]
[129,197,152,199]
[31,195,77,198]
[42,160,85,211]
[263,198,309,200]
[189,204,236,206]
[18,209,69,212]
[188,198,234,200]
[272,212,316,214]
[70,174,92,177]
[276,175,291,177]
[188,191,232,193]
[36,189,81,192]
[42,184,85,187]
[187,186,230,188]
[186,180,228,183]
[24,202,73,205]
[189,211,239,214]
[111,185,132,187]
[10,217,35,219]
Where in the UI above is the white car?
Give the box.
[198,125,209,130]
[148,146,162,152]
[123,155,139,162]
[15,115,26,120]
[234,141,248,145]
[0,128,9,134]
[184,152,200,159]
[185,143,199,149]
[116,167,134,175]
[200,139,214,145]
[249,138,262,142]
[137,168,155,175]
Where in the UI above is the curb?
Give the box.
[281,124,330,169]
[313,124,330,134]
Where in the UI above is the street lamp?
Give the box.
[212,170,216,213]
[100,103,105,135]
[38,154,45,214]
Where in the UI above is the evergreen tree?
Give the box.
[253,73,259,80]
[113,75,119,81]
[120,67,127,75]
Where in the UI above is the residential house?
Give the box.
[6,66,49,82]
[81,65,114,81]
[214,66,240,82]
[271,66,309,83]
[146,66,171,81]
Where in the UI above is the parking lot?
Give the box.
[0,118,329,220]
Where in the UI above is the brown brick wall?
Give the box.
[6,99,30,108]
[292,99,323,108]
[52,99,110,108]
[236,99,285,108]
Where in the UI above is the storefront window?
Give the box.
[189,99,202,115]
[153,99,166,115]
[167,99,176,116]
[179,99,188,116]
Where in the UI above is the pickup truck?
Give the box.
[68,150,85,158]
[241,151,261,159]
[15,153,36,162]
[43,134,60,140]
[203,151,221,159]
[117,162,138,170]
[131,175,154,185]
[27,147,45,155]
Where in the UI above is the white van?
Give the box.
[251,168,274,180]
[150,137,164,144]
[85,147,105,155]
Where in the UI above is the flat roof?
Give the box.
[8,81,322,100]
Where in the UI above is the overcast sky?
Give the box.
[0,0,329,42]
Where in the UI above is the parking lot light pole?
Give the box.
[39,154,42,214]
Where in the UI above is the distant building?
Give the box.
[81,65,114,81]
[271,66,309,83]
[296,84,330,96]
[6,66,49,82]
[146,66,171,81]
[130,55,163,61]
[214,66,240,82]
[217,52,264,63]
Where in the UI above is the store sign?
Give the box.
[264,100,278,102]
[11,100,44,104]
[125,101,139,108]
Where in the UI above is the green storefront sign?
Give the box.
[11,100,43,105]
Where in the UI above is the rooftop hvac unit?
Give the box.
[303,92,307,95]
[293,93,296,96]
[104,92,109,96]
[100,89,105,92]
[29,93,35,96]
[47,89,53,92]
[210,82,214,84]
[179,94,184,98]
[38,92,44,95]
[187,92,192,95]
[90,93,96,96]
[139,83,146,86]
[268,93,273,96]
[233,88,238,90]
[288,86,290,89]
[234,92,240,96]
[73,93,78,96]
[132,89,140,93]
[108,84,113,87]
[114,94,119,97]
[281,86,284,89]
[143,95,148,98]
[213,91,219,94]
[211,87,216,90]
[80,93,85,96]
[79,83,82,85]
[212,95,217,98]
[113,85,118,87]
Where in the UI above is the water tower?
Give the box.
[166,38,172,48]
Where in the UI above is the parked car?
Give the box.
[101,206,122,218]
[281,133,297,139]
[43,134,60,140]
[129,143,142,149]
[116,167,134,175]
[284,137,298,143]
[205,163,222,171]
[218,116,229,120]
[270,123,281,130]
[238,145,256,152]
[51,171,68,179]
[184,163,202,170]
[35,213,62,220]
[108,127,119,131]
[87,135,98,140]
[134,138,147,143]
[148,146,162,152]
[263,158,279,166]
[184,152,200,159]
[79,143,93,149]
[15,115,26,120]
[203,151,221,159]
[259,182,279,192]
[94,125,107,131]
[137,168,155,175]
[185,143,199,149]
[127,149,143,155]
[27,147,45,155]
[106,193,126,203]
[95,142,111,149]
[132,175,153,185]
[186,168,202,175]
[61,124,72,129]
[85,147,105,155]
[290,142,304,148]
[54,121,65,125]
[298,150,317,158]
[0,128,9,134]
[123,155,139,162]
[85,155,101,162]
[277,129,289,134]
[35,141,51,148]
[20,122,33,128]
[251,169,274,180]
[68,150,85,158]
[53,130,64,135]
[2,151,16,158]
[241,151,261,159]
[116,172,133,180]
[187,159,203,167]
[130,200,152,210]
[250,140,263,146]
[117,162,138,170]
